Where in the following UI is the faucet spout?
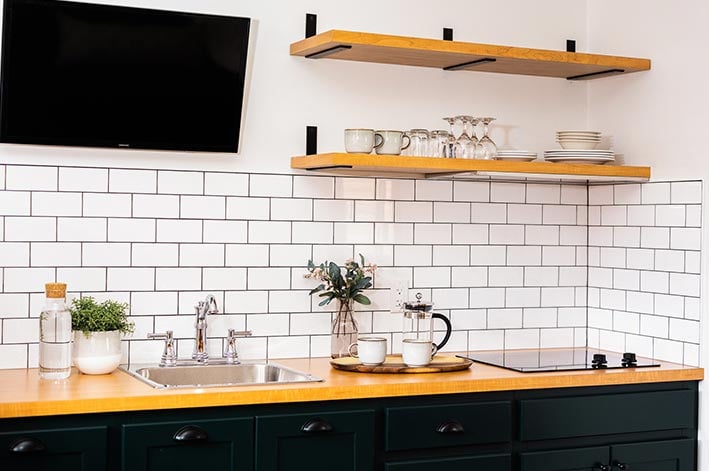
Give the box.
[193,294,219,363]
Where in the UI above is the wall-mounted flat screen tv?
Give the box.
[0,0,250,153]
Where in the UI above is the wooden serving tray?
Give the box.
[330,354,473,374]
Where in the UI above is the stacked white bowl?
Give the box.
[556,131,601,150]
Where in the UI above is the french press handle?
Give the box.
[431,313,452,351]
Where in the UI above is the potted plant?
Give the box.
[305,254,376,358]
[69,296,134,375]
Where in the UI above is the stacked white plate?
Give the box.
[556,130,601,150]
[495,149,537,162]
[544,149,614,165]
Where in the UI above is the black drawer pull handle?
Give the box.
[9,437,47,454]
[301,418,333,433]
[172,425,208,442]
[436,420,465,434]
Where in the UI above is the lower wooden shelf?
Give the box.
[291,153,651,182]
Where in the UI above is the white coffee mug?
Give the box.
[345,128,383,154]
[348,336,387,365]
[375,130,410,155]
[402,338,437,367]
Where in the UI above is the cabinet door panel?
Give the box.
[386,453,511,471]
[121,417,253,471]
[521,446,609,471]
[0,426,107,471]
[256,410,374,471]
[612,439,694,471]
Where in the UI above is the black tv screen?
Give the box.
[0,0,250,152]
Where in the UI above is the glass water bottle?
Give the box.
[39,283,72,379]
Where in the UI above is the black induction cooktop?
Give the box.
[460,348,661,373]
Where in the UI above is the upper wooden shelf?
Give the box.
[291,153,651,183]
[290,30,651,80]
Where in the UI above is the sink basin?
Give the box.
[121,361,323,389]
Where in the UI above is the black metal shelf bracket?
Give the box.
[306,45,352,59]
[566,39,576,53]
[443,28,453,41]
[306,126,317,155]
[443,58,496,71]
[306,13,317,38]
[567,69,625,80]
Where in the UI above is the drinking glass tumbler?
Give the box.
[429,130,451,158]
[406,129,430,156]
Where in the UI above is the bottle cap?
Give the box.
[45,283,67,298]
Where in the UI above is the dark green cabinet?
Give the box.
[0,426,107,471]
[255,410,374,471]
[386,453,512,470]
[521,440,695,471]
[121,417,253,471]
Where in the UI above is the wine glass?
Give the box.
[442,117,457,158]
[465,116,481,158]
[477,117,497,160]
[454,115,474,159]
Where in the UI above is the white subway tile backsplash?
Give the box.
[640,227,670,249]
[655,205,686,227]
[56,268,106,292]
[526,184,560,204]
[202,268,246,291]
[431,288,468,309]
[524,267,559,287]
[433,246,469,266]
[613,268,639,291]
[627,206,655,226]
[58,218,106,242]
[507,204,541,224]
[412,180,454,203]
[374,223,413,244]
[543,205,577,225]
[107,268,154,291]
[588,227,613,246]
[505,329,540,349]
[0,243,29,267]
[559,267,587,287]
[471,203,506,224]
[469,245,506,266]
[414,224,451,245]
[523,308,557,327]
[227,196,269,220]
[270,245,312,267]
[684,343,700,367]
[250,221,292,243]
[654,250,684,272]
[685,298,700,321]
[334,223,374,244]
[395,201,432,223]
[31,242,81,267]
[3,318,38,343]
[355,201,394,222]
[525,225,560,245]
[670,181,702,204]
[560,185,587,205]
[0,294,29,318]
[558,307,586,327]
[589,185,613,205]
[613,184,641,204]
[641,182,671,204]
[626,248,654,270]
[269,291,311,313]
[506,287,541,307]
[226,244,270,267]
[640,271,669,294]
[110,169,156,193]
[202,220,247,243]
[83,243,131,267]
[248,267,291,290]
[204,172,249,196]
[452,224,488,245]
[132,194,179,218]
[670,228,700,250]
[685,251,700,274]
[613,311,639,334]
[395,245,432,266]
[600,206,627,226]
[155,268,200,291]
[109,218,156,242]
[6,166,57,191]
[314,200,354,222]
[543,246,577,266]
[490,183,525,203]
[627,291,655,314]
[489,267,524,287]
[488,308,523,329]
[224,291,268,314]
[158,171,203,195]
[181,196,226,220]
[0,191,30,216]
[653,338,684,364]
[559,226,587,246]
[588,267,613,289]
[373,179,413,201]
[686,205,701,227]
[669,273,700,297]
[489,225,524,245]
[130,291,177,315]
[434,202,470,223]
[539,287,575,307]
[250,174,292,198]
[414,267,450,287]
[57,167,107,192]
[180,244,224,267]
[271,198,313,221]
[335,178,375,200]
[31,192,82,217]
[5,217,56,241]
[451,267,487,287]
[453,181,489,202]
[654,294,684,318]
[84,193,132,217]
[613,226,640,248]
[507,246,541,266]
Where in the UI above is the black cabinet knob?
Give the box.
[172,425,209,442]
[436,419,465,434]
[613,461,629,470]
[592,354,608,368]
[301,418,334,433]
[9,437,47,454]
[621,352,637,367]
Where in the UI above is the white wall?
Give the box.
[587,1,708,468]
[0,0,589,172]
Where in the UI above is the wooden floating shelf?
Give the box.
[291,153,651,182]
[290,30,651,80]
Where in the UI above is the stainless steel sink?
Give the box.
[121,360,322,389]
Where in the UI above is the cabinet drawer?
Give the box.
[121,417,253,471]
[0,426,107,471]
[386,452,511,471]
[385,401,511,451]
[520,389,695,441]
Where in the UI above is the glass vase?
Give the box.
[331,298,358,359]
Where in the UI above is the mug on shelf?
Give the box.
[375,130,410,155]
[344,128,383,154]
[348,336,387,365]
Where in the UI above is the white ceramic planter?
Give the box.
[72,330,122,375]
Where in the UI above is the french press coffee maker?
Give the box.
[401,292,452,366]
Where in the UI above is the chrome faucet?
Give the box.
[193,294,219,363]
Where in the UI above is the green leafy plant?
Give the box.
[70,296,134,336]
[305,254,376,306]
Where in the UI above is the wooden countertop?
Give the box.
[0,356,702,419]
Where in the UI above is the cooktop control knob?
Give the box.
[591,353,608,368]
[621,352,637,367]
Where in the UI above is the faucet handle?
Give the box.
[147,330,177,367]
[223,329,252,364]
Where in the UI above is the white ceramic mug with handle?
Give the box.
[375,130,410,155]
[348,336,387,365]
[344,129,383,154]
[401,338,437,367]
